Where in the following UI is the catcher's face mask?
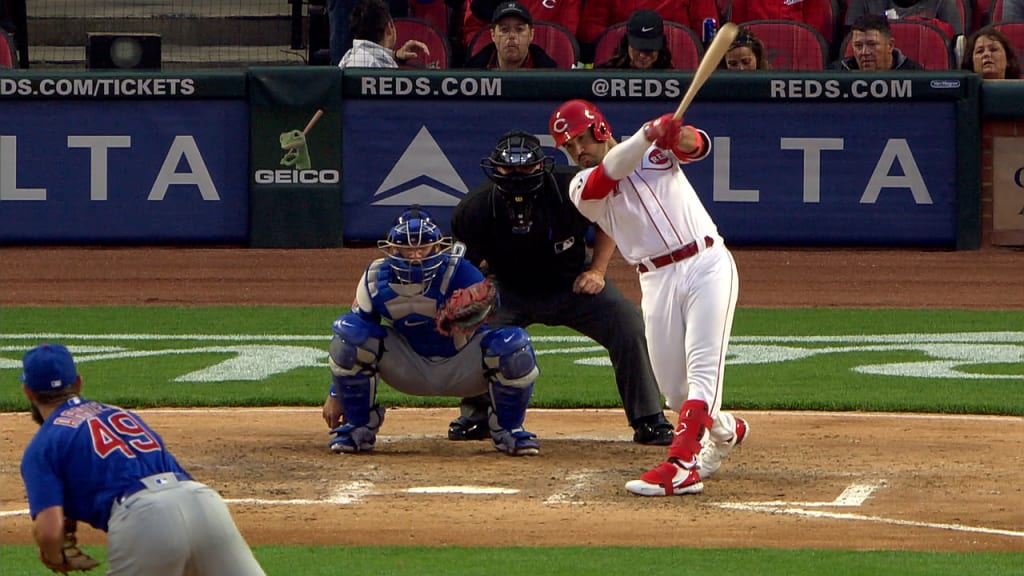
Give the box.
[481,130,554,234]
[378,207,452,286]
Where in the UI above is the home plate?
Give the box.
[405,486,519,495]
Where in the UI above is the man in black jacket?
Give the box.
[464,1,558,69]
[448,130,674,445]
[832,14,925,70]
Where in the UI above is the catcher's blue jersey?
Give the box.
[354,252,486,358]
[20,396,191,531]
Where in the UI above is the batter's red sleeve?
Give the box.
[580,164,617,200]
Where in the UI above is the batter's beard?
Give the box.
[29,403,44,426]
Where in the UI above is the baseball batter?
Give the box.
[17,343,265,575]
[548,100,749,496]
[320,206,542,456]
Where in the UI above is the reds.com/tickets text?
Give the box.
[0,77,196,97]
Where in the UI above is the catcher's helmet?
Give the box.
[378,205,451,285]
[548,99,612,147]
[480,130,554,234]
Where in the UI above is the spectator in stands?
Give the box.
[961,26,1022,79]
[596,10,674,69]
[718,26,770,70]
[844,0,962,37]
[462,0,582,51]
[1003,0,1024,22]
[464,1,558,69]
[729,0,834,45]
[831,14,924,70]
[328,0,409,66]
[338,0,430,69]
[577,0,720,51]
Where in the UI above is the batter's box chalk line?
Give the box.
[711,480,1024,539]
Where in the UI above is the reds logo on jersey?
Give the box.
[643,148,673,170]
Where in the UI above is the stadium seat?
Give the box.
[591,21,705,70]
[0,28,15,68]
[975,0,993,29]
[716,0,732,22]
[992,0,1006,22]
[841,19,954,70]
[467,20,580,68]
[993,22,1024,71]
[739,20,830,70]
[730,0,839,46]
[408,0,450,36]
[393,17,452,69]
[955,0,972,34]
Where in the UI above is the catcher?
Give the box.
[17,343,265,575]
[322,206,541,456]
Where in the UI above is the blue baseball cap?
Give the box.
[20,343,78,392]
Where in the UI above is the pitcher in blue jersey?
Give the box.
[321,206,542,456]
[18,343,265,576]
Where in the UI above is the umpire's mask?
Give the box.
[481,130,554,234]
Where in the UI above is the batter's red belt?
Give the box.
[638,237,714,273]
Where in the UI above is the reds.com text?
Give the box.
[360,76,502,97]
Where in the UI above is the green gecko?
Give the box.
[279,129,311,170]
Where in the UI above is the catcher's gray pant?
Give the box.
[460,279,663,426]
[107,473,265,576]
[376,329,493,397]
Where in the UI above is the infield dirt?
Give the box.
[1,246,1022,552]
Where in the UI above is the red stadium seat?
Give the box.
[408,0,451,36]
[0,28,15,68]
[591,21,705,70]
[716,0,732,22]
[730,0,839,46]
[393,17,452,69]
[739,20,830,70]
[841,19,954,70]
[468,20,580,69]
[975,0,993,29]
[992,0,1007,22]
[993,22,1024,72]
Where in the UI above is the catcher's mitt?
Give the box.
[436,278,497,337]
[41,527,100,573]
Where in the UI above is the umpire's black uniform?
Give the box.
[451,165,670,439]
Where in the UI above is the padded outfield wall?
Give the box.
[1,68,1020,249]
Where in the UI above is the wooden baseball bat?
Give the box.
[303,109,324,136]
[673,22,739,120]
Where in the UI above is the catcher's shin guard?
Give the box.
[481,327,540,456]
[487,382,539,456]
[329,404,385,454]
[666,399,713,467]
[329,373,384,453]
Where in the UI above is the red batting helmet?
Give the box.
[548,99,612,147]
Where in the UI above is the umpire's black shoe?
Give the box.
[448,416,489,441]
[632,414,674,445]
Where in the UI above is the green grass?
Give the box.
[0,545,1021,576]
[2,306,1022,414]
[3,306,1022,574]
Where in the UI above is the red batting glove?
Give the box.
[642,114,683,149]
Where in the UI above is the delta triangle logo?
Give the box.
[372,126,468,206]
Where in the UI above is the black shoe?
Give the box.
[632,415,674,446]
[448,416,489,441]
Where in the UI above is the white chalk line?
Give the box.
[544,470,597,506]
[712,503,1024,539]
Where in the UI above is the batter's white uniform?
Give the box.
[567,130,741,446]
